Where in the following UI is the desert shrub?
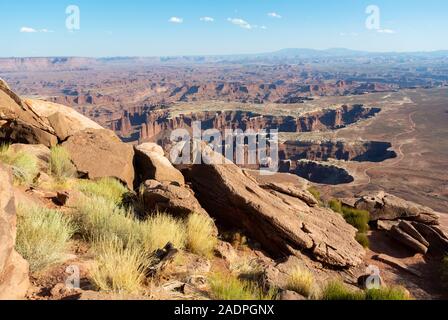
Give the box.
[341,206,370,234]
[286,267,314,297]
[355,232,370,248]
[328,199,343,214]
[229,258,263,280]
[365,286,410,300]
[321,280,365,300]
[74,195,140,248]
[140,213,186,253]
[49,145,76,181]
[90,238,147,293]
[75,177,128,204]
[441,256,448,287]
[307,186,321,203]
[16,204,75,273]
[0,144,38,185]
[186,213,217,258]
[209,273,276,300]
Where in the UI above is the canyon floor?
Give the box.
[302,88,448,218]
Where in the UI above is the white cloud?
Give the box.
[377,28,396,34]
[200,17,214,22]
[227,18,253,29]
[169,17,183,24]
[20,27,37,33]
[268,12,282,19]
[20,27,54,33]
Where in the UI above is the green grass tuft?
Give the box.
[355,232,370,248]
[209,273,276,300]
[307,186,322,204]
[321,280,365,300]
[328,199,343,214]
[186,213,217,258]
[16,204,75,273]
[0,144,39,185]
[365,286,411,300]
[441,256,448,288]
[341,206,370,234]
[75,177,128,204]
[49,145,76,181]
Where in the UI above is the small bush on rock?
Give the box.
[49,145,76,181]
[328,199,343,214]
[341,206,370,234]
[441,256,448,287]
[307,186,322,204]
[0,144,38,185]
[355,233,370,248]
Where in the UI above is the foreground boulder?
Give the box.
[134,143,185,187]
[0,164,29,299]
[355,191,440,225]
[62,129,135,188]
[0,81,57,147]
[182,147,365,268]
[24,99,103,141]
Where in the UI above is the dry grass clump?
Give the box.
[49,145,76,181]
[286,267,314,298]
[0,144,38,185]
[16,204,75,273]
[140,213,186,253]
[74,196,140,248]
[186,213,217,258]
[90,238,148,293]
[209,273,276,300]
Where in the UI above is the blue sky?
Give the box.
[0,0,447,57]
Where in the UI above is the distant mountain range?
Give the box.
[1,48,447,72]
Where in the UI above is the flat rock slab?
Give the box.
[184,147,365,268]
[373,254,422,278]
